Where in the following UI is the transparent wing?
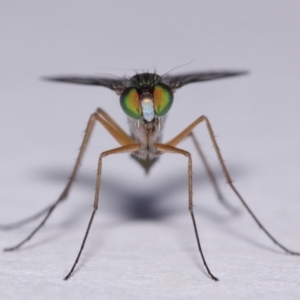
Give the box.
[166,71,248,90]
[43,75,125,94]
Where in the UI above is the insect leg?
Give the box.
[166,116,300,255]
[3,109,134,250]
[157,143,218,281]
[64,143,140,280]
[189,132,237,213]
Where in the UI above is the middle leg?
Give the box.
[166,115,300,255]
[3,108,134,250]
[188,132,238,212]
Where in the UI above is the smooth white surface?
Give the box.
[1,1,300,299]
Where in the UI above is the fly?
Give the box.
[3,70,299,281]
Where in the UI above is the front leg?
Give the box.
[64,143,140,280]
[157,143,218,281]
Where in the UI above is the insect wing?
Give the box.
[43,75,125,94]
[166,71,248,90]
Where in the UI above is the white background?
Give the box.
[1,1,300,299]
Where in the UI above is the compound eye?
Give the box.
[153,83,173,116]
[120,88,142,119]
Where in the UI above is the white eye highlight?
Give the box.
[141,97,154,122]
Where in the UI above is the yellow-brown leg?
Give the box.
[166,116,300,256]
[189,132,237,212]
[64,143,140,280]
[157,143,218,281]
[4,109,134,250]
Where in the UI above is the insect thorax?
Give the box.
[128,115,167,160]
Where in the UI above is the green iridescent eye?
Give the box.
[153,83,173,116]
[120,88,142,119]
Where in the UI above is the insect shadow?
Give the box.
[41,163,284,257]
[36,162,242,224]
